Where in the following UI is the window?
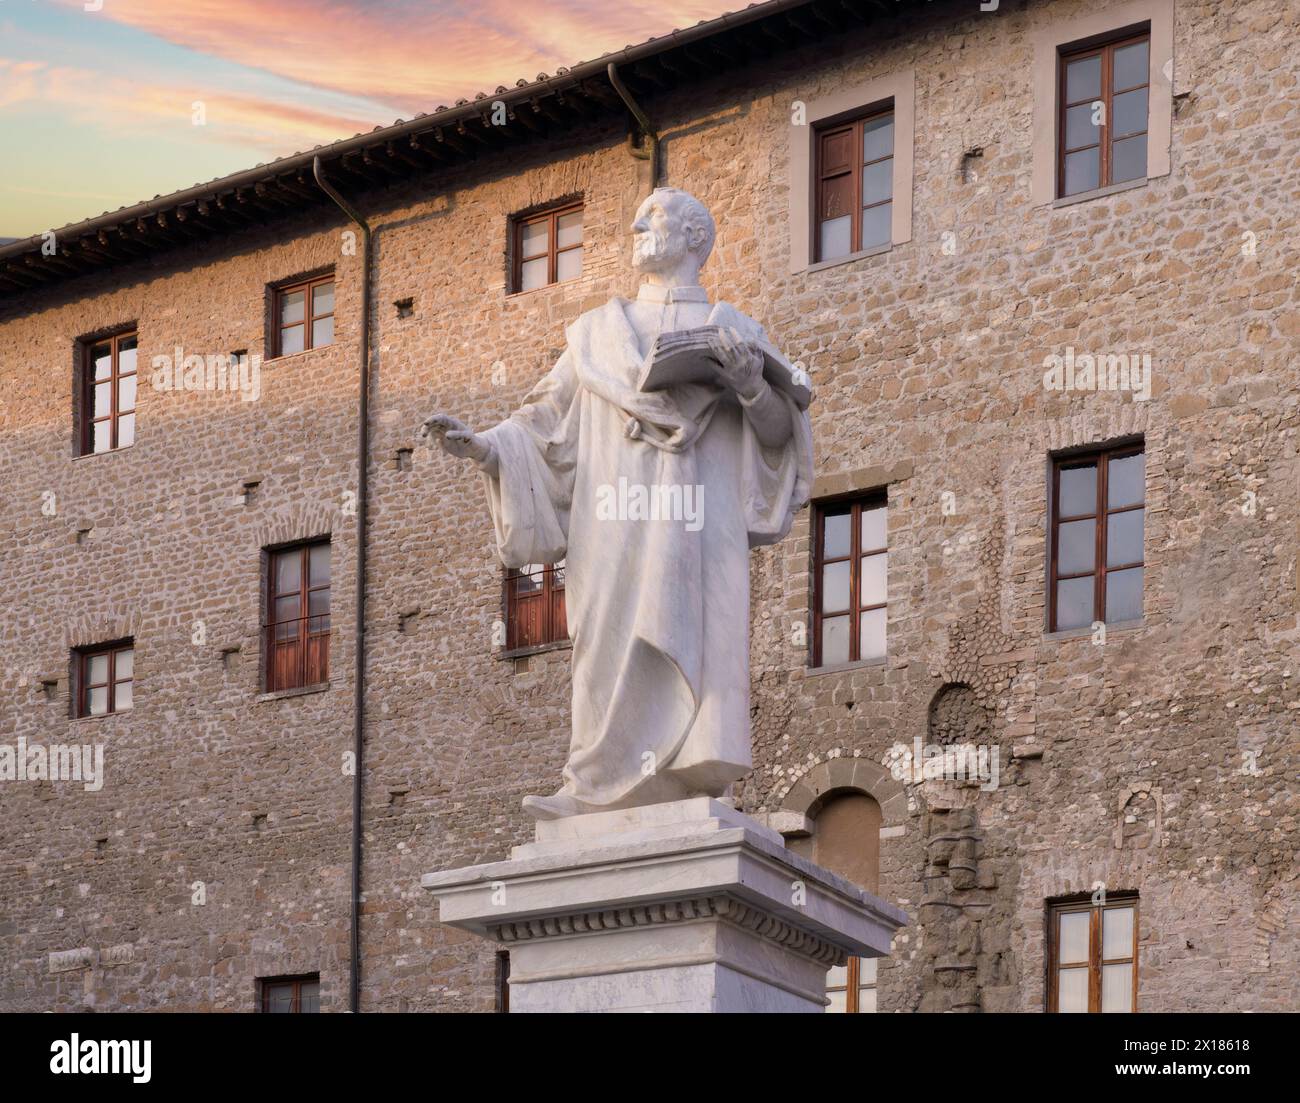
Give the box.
[1047,895,1138,1012]
[818,793,881,1013]
[274,274,334,356]
[74,641,134,718]
[812,496,887,667]
[815,106,894,262]
[1050,444,1145,630]
[260,974,320,1013]
[512,203,582,293]
[505,561,567,651]
[1030,2,1171,207]
[788,791,883,1014]
[264,541,331,691]
[827,956,877,1014]
[80,331,137,455]
[1058,33,1150,196]
[788,71,914,272]
[494,951,510,1013]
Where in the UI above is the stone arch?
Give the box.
[780,756,906,828]
[65,609,142,649]
[927,682,991,746]
[253,501,337,551]
[1039,405,1150,455]
[1114,783,1163,849]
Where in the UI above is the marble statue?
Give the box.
[421,187,813,819]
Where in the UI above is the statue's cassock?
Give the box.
[479,291,812,815]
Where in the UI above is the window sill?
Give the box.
[264,345,334,366]
[803,656,887,678]
[73,444,136,461]
[1052,177,1147,209]
[803,241,892,275]
[256,682,331,702]
[497,640,572,661]
[1044,618,1144,642]
[505,275,584,301]
[71,709,131,723]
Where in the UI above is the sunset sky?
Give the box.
[0,0,735,239]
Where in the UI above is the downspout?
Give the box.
[312,155,371,1015]
[607,62,660,189]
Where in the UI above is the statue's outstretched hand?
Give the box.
[419,413,497,471]
[710,326,766,401]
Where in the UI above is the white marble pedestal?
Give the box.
[422,798,908,1013]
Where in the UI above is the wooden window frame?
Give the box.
[263,540,331,692]
[813,105,894,263]
[1057,31,1150,197]
[827,956,878,1013]
[494,951,511,1013]
[259,973,320,1013]
[73,640,134,719]
[511,201,583,293]
[79,330,137,455]
[273,273,335,357]
[812,495,887,668]
[504,562,567,652]
[1046,895,1139,1013]
[1049,442,1145,631]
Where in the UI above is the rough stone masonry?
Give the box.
[0,0,1295,1012]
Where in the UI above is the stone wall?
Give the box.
[0,0,1295,1012]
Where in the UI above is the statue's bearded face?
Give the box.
[630,195,690,272]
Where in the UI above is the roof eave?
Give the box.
[0,0,906,296]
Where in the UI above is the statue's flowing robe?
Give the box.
[480,298,812,810]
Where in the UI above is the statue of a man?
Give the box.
[422,187,812,819]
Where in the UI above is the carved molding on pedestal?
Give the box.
[489,893,847,967]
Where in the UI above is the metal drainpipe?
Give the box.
[607,62,660,189]
[312,155,371,1015]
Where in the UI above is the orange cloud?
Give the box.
[0,58,49,109]
[4,1,738,230]
[58,0,732,109]
[0,56,379,155]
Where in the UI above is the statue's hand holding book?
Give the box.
[639,324,811,406]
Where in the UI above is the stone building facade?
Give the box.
[0,0,1295,1012]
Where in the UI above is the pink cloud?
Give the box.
[59,0,732,110]
[0,58,48,109]
[0,55,379,154]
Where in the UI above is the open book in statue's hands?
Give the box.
[637,325,811,405]
[634,325,806,408]
[637,326,729,390]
